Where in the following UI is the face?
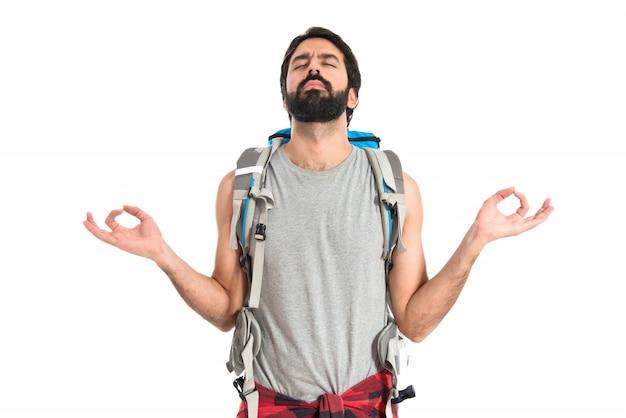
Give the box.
[283,38,358,123]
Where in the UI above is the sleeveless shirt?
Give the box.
[253,145,388,402]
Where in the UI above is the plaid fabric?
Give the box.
[236,370,398,418]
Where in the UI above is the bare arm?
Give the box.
[388,174,554,342]
[83,170,247,332]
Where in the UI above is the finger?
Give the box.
[104,208,124,230]
[535,198,555,218]
[83,211,101,232]
[83,217,115,244]
[83,218,97,233]
[513,190,529,218]
[83,220,105,238]
[542,198,553,210]
[487,186,515,205]
[123,205,152,222]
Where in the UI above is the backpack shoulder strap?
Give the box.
[229,138,283,308]
[227,138,284,418]
[363,147,414,411]
[362,148,407,261]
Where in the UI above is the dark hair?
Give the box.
[280,27,361,126]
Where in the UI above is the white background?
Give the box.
[1,0,624,417]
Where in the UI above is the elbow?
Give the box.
[403,332,423,344]
[197,309,237,333]
[216,322,235,333]
[213,314,237,333]
[403,329,431,344]
[398,319,437,343]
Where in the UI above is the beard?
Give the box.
[284,75,350,123]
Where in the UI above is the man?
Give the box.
[83,27,554,417]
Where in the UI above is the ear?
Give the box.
[347,87,359,109]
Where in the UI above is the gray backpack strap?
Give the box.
[363,148,407,261]
[364,148,415,411]
[230,144,273,252]
[230,139,283,304]
[247,185,274,308]
[228,307,262,417]
[227,138,284,418]
[381,149,407,255]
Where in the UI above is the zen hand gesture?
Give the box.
[474,187,554,245]
[83,205,165,260]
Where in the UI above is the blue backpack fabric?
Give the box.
[269,127,381,149]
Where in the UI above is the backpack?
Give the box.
[226,128,415,417]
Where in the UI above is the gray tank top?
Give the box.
[253,145,388,402]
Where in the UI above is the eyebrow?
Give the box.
[291,52,341,65]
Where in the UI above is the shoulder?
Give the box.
[217,170,236,197]
[402,172,424,225]
[403,171,419,193]
[215,170,236,218]
[219,169,236,187]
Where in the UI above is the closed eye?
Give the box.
[319,53,340,67]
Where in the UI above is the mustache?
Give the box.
[297,73,333,92]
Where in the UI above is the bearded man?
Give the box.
[83,27,554,417]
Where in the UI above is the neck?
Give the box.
[284,119,352,171]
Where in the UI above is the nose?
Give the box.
[307,59,321,75]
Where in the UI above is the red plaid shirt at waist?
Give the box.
[236,370,398,418]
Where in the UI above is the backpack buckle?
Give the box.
[254,223,266,241]
[391,385,416,404]
[233,376,257,402]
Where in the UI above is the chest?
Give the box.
[262,149,384,261]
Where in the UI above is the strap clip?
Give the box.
[233,377,257,402]
[391,385,416,404]
[254,223,266,241]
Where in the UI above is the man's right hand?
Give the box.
[83,205,165,261]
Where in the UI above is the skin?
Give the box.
[83,37,554,341]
